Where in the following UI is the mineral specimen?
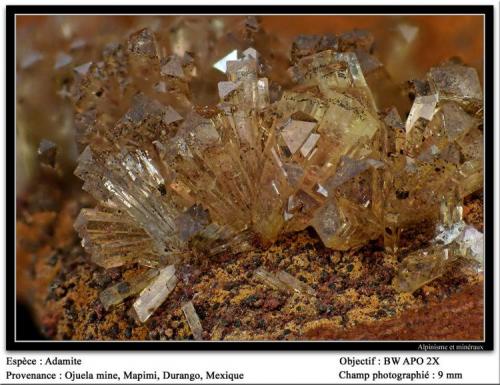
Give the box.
[131,265,177,323]
[182,301,203,340]
[99,268,160,310]
[65,18,483,330]
[394,192,484,292]
[38,139,58,168]
[254,267,315,296]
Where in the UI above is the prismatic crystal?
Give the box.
[62,18,484,336]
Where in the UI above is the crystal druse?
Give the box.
[53,18,484,336]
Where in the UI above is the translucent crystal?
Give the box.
[428,62,482,111]
[290,50,366,88]
[69,38,87,50]
[218,81,239,99]
[38,139,57,168]
[276,271,316,296]
[132,265,178,323]
[289,50,377,112]
[397,24,419,43]
[54,52,72,69]
[382,60,483,257]
[161,55,185,79]
[182,301,203,340]
[394,244,452,292]
[73,62,92,76]
[394,224,484,293]
[460,159,483,197]
[253,85,381,244]
[254,266,289,292]
[439,102,478,142]
[226,59,257,83]
[254,267,315,296]
[405,93,438,135]
[20,50,43,69]
[355,49,383,75]
[280,119,317,155]
[128,28,158,58]
[74,208,169,268]
[100,269,160,310]
[291,35,322,63]
[163,106,183,125]
[393,182,483,293]
[74,146,184,258]
[242,47,258,61]
[213,49,238,73]
[338,29,374,52]
[457,225,484,269]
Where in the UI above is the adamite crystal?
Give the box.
[38,139,58,168]
[66,20,483,328]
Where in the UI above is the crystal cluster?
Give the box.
[65,19,483,332]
